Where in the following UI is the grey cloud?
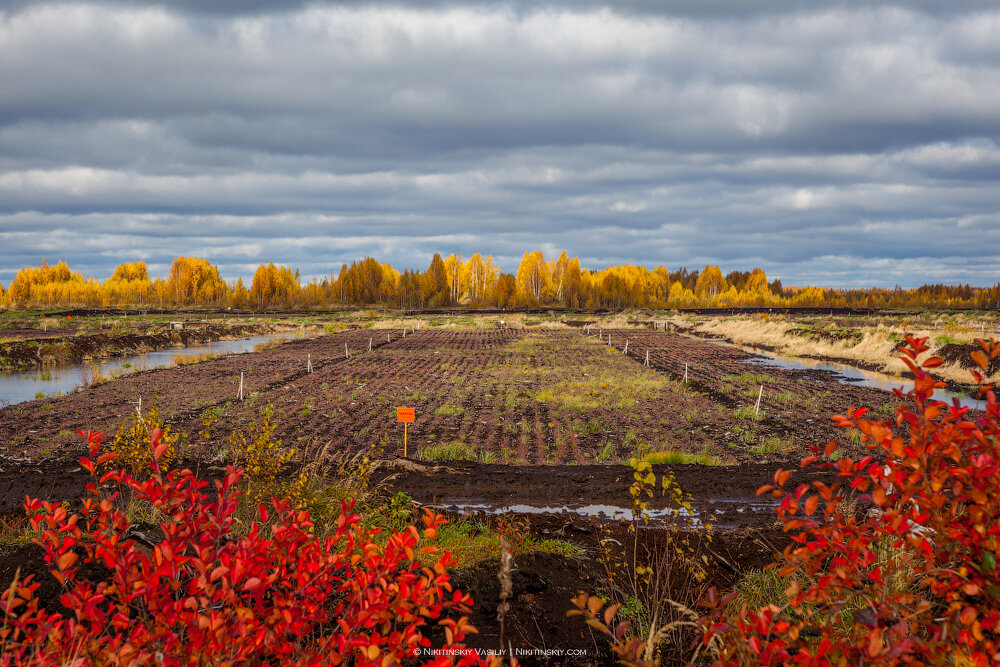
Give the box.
[0,2,998,290]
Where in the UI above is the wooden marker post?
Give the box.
[369,337,373,352]
[239,372,244,400]
[683,363,688,383]
[345,342,349,358]
[397,406,415,457]
[755,385,763,417]
[623,340,628,355]
[645,350,649,366]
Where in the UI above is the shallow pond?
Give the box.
[742,348,982,410]
[0,334,295,407]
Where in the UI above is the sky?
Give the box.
[1,1,999,289]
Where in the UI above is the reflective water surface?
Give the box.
[0,334,295,407]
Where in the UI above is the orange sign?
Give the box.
[396,407,414,423]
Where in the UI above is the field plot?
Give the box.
[187,328,745,468]
[593,328,901,459]
[0,328,392,468]
[0,323,902,522]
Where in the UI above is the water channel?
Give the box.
[741,347,982,410]
[0,334,295,407]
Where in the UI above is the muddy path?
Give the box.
[372,458,837,531]
[0,323,267,370]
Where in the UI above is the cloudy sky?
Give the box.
[1,1,999,289]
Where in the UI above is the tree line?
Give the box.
[2,253,998,311]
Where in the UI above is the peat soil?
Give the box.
[596,328,904,453]
[370,459,829,531]
[0,323,267,370]
[0,328,395,458]
[1,328,905,466]
[0,327,908,663]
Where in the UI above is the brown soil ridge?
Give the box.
[0,323,266,370]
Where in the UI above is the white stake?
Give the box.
[239,372,244,401]
[307,354,312,373]
[345,342,349,358]
[683,363,688,383]
[755,385,763,417]
[402,328,406,338]
[645,350,649,366]
[623,340,628,355]
[369,337,373,351]
[388,332,391,343]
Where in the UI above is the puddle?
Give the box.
[742,349,981,410]
[0,334,296,407]
[428,497,779,528]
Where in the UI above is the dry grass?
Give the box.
[690,315,1000,385]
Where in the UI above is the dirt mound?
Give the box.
[938,343,1000,375]
[0,323,264,370]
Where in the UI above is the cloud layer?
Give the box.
[1,1,998,288]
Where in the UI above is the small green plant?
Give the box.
[587,417,609,434]
[34,392,44,400]
[733,405,765,421]
[226,407,296,503]
[0,513,33,548]
[747,436,791,456]
[433,404,465,416]
[773,390,795,405]
[420,441,476,461]
[646,449,724,466]
[108,406,183,477]
[721,372,778,385]
[597,441,615,461]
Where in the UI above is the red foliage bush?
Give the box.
[700,337,1000,665]
[1,429,482,666]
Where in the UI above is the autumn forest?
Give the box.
[2,252,998,311]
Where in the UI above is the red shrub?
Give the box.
[701,337,1000,665]
[1,429,482,666]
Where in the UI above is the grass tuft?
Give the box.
[646,449,724,466]
[421,441,476,461]
[733,406,766,421]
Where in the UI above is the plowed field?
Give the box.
[0,325,917,662]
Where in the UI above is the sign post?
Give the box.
[397,406,415,457]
